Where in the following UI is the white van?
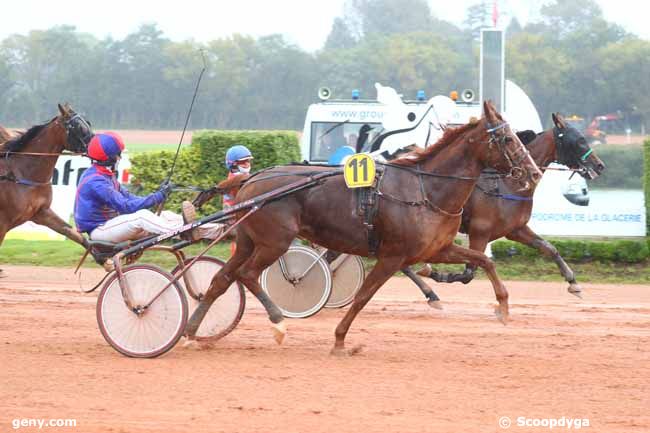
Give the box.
[300,81,544,163]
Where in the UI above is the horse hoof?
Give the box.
[181,337,209,350]
[568,284,583,299]
[348,344,365,356]
[271,321,287,345]
[330,344,365,356]
[416,264,432,277]
[494,306,509,325]
[102,260,115,273]
[427,300,444,310]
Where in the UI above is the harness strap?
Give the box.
[0,172,51,186]
[476,184,533,202]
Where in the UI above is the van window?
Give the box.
[309,121,382,162]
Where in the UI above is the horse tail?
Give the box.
[192,174,252,209]
[216,174,251,195]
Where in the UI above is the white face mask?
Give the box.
[237,165,251,174]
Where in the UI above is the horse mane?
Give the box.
[516,130,537,146]
[3,122,49,153]
[390,119,480,166]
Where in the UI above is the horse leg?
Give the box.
[506,226,581,298]
[186,230,290,344]
[332,256,404,356]
[0,228,6,278]
[235,247,293,344]
[184,230,257,338]
[401,266,442,309]
[428,244,509,323]
[31,208,88,248]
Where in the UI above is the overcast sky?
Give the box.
[1,0,647,52]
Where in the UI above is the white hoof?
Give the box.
[271,321,287,345]
[102,259,115,273]
[427,300,443,310]
[182,337,212,351]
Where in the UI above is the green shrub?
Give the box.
[492,238,649,264]
[590,145,643,189]
[643,140,650,235]
[130,130,301,215]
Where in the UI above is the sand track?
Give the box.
[1,265,648,432]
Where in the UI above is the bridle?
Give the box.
[485,120,530,180]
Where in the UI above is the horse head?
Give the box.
[479,100,542,191]
[57,103,94,154]
[551,113,605,180]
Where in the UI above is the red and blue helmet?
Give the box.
[225,145,253,170]
[87,132,125,165]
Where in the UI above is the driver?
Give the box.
[74,132,221,244]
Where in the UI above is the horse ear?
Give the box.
[483,100,496,123]
[58,103,70,117]
[554,113,567,128]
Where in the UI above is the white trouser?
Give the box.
[89,209,223,243]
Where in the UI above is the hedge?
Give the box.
[492,238,650,264]
[643,140,650,236]
[589,145,643,189]
[129,130,301,215]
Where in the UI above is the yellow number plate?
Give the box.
[343,154,376,188]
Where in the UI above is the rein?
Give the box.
[2,150,86,157]
[475,184,533,202]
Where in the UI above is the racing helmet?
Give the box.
[87,132,125,166]
[225,145,253,170]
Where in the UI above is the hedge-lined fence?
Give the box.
[492,238,650,263]
[643,140,650,236]
[130,131,301,215]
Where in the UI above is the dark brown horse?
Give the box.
[418,113,605,297]
[184,101,542,354]
[0,104,94,255]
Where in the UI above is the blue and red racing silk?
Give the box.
[74,165,165,234]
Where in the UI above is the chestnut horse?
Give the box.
[419,113,605,297]
[0,104,94,256]
[184,101,542,355]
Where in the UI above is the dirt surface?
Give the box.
[1,265,648,433]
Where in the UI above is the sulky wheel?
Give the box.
[325,253,365,308]
[171,256,245,341]
[260,245,332,318]
[96,264,187,358]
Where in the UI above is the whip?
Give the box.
[156,49,207,213]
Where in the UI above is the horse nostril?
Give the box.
[597,163,605,172]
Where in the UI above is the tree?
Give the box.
[506,32,573,126]
[464,1,491,40]
[324,17,357,50]
[598,39,650,126]
[347,0,434,37]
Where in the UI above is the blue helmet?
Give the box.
[225,145,253,170]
